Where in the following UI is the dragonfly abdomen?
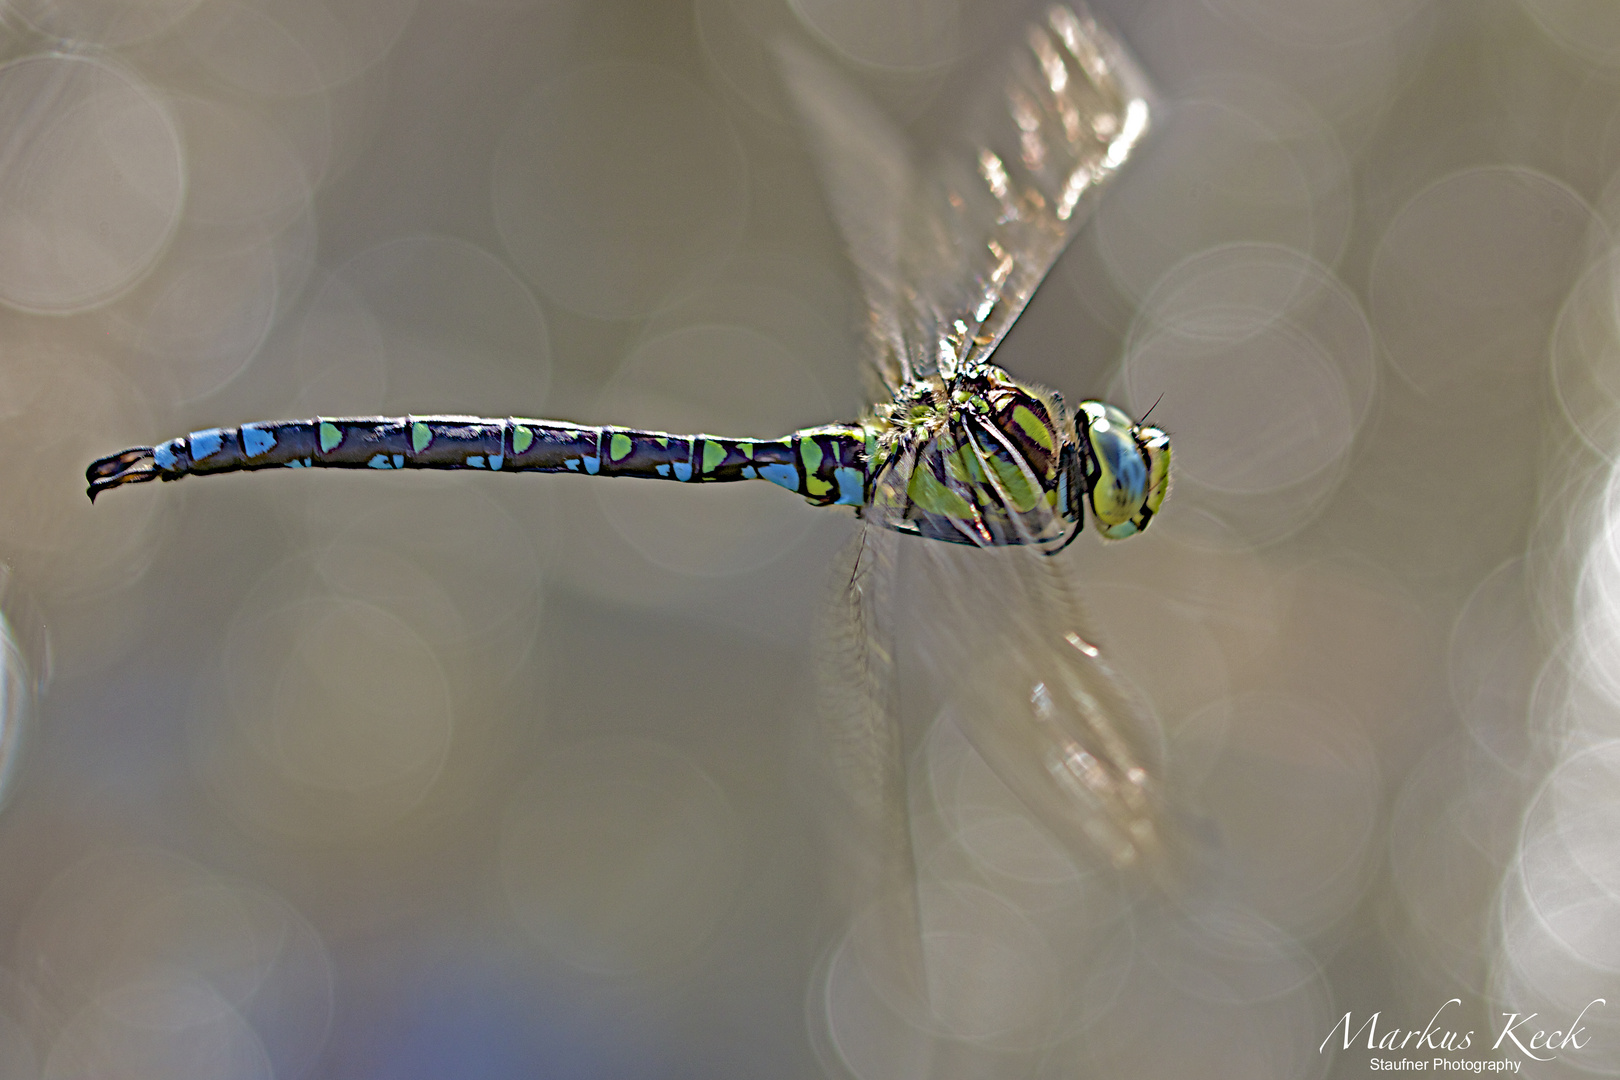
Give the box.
[86,416,872,507]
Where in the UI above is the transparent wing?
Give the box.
[813,523,931,1005]
[907,537,1176,880]
[782,3,1157,399]
[777,42,915,402]
[918,3,1156,378]
[820,475,1181,1026]
[858,431,1174,878]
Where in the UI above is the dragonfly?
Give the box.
[87,0,1172,995]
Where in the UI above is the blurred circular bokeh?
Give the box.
[493,61,749,321]
[1,0,1619,1076]
[0,54,184,315]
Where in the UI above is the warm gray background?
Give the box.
[0,0,1616,1077]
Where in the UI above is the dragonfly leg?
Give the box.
[85,448,161,501]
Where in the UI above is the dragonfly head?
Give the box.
[1075,401,1170,540]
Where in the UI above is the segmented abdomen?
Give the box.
[152,417,871,507]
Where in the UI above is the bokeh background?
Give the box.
[0,0,1618,1076]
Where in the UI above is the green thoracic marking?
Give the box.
[739,441,753,458]
[1011,404,1055,452]
[943,438,988,486]
[411,422,432,453]
[799,437,824,475]
[319,422,342,453]
[513,425,534,454]
[985,450,1038,512]
[609,432,633,462]
[907,461,976,520]
[702,439,725,474]
[655,436,669,448]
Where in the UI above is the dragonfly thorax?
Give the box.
[863,366,1169,551]
[865,365,1079,551]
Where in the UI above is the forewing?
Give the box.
[782,5,1156,400]
[920,3,1157,378]
[777,42,917,401]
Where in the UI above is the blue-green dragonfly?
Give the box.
[88,0,1170,957]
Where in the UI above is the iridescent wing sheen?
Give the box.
[813,504,1178,1034]
[915,3,1156,379]
[782,3,1157,400]
[907,538,1173,877]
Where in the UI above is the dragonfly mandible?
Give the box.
[87,0,1171,936]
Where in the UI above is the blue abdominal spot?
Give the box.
[242,425,276,457]
[189,429,224,460]
[758,463,798,491]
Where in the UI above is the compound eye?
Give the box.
[1079,402,1170,540]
